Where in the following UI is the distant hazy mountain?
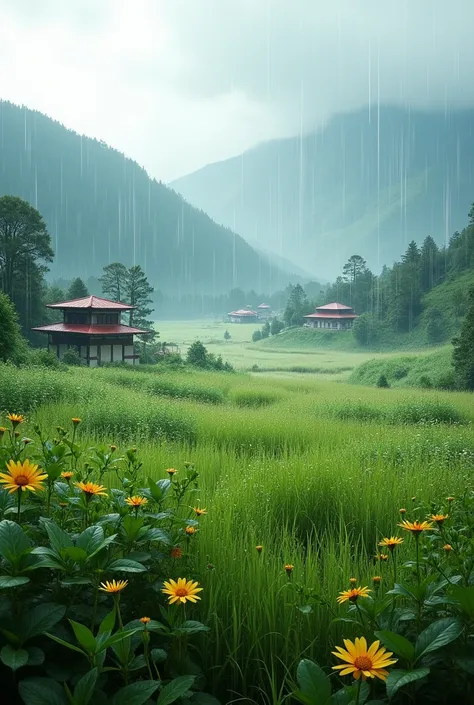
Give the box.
[0,101,304,294]
[171,106,474,277]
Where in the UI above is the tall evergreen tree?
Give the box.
[99,263,128,302]
[419,236,440,292]
[124,265,154,329]
[283,284,310,326]
[452,286,474,390]
[0,292,25,362]
[67,277,89,300]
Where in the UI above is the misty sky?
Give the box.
[0,0,473,182]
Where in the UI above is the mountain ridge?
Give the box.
[171,105,474,277]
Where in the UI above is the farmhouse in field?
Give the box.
[304,302,358,330]
[228,308,259,323]
[32,295,148,366]
[257,303,272,320]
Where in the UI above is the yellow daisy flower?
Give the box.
[0,459,47,494]
[332,637,397,682]
[162,577,203,605]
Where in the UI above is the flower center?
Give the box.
[175,588,189,597]
[15,475,29,486]
[354,656,373,671]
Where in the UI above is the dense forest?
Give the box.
[172,106,474,277]
[0,101,297,296]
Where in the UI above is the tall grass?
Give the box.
[4,364,474,702]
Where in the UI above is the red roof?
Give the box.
[47,295,135,310]
[31,323,148,335]
[304,313,358,319]
[229,309,258,316]
[316,302,353,311]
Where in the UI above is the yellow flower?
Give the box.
[162,577,203,605]
[7,413,24,426]
[125,495,148,507]
[349,577,357,585]
[398,519,434,534]
[337,586,371,604]
[61,471,74,481]
[193,507,207,516]
[431,513,449,527]
[378,536,404,551]
[110,445,117,451]
[376,553,389,562]
[76,481,108,498]
[0,426,6,436]
[256,545,263,553]
[0,459,47,494]
[99,580,128,593]
[372,576,382,586]
[71,417,81,425]
[166,468,177,476]
[332,637,397,682]
[399,508,406,514]
[284,564,294,575]
[447,496,455,503]
[444,544,453,552]
[140,616,151,624]
[185,526,197,535]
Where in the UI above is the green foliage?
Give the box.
[0,291,26,363]
[270,317,284,335]
[452,286,474,390]
[229,388,280,408]
[67,277,89,300]
[349,348,455,390]
[376,374,390,388]
[62,348,83,366]
[252,329,262,342]
[0,416,211,703]
[284,284,312,327]
[186,341,233,372]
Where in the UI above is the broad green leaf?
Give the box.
[295,659,331,705]
[148,478,163,502]
[142,528,172,545]
[62,546,88,562]
[121,516,144,541]
[26,646,45,666]
[455,657,474,675]
[69,620,97,653]
[386,668,429,699]
[44,521,73,555]
[415,617,463,660]
[18,603,66,645]
[172,620,209,635]
[0,575,30,588]
[330,689,351,705]
[76,525,103,554]
[110,680,160,705]
[451,586,474,619]
[97,628,140,652]
[0,519,31,562]
[0,644,29,670]
[388,583,419,601]
[157,676,195,705]
[107,558,147,573]
[374,630,415,662]
[60,577,91,587]
[18,677,69,705]
[73,667,99,705]
[151,648,168,663]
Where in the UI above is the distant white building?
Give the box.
[228,308,259,323]
[257,303,271,320]
[304,302,358,330]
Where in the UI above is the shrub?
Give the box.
[0,292,27,363]
[230,388,280,408]
[390,400,464,425]
[376,373,390,388]
[0,415,211,703]
[418,375,433,388]
[392,366,409,380]
[435,371,456,390]
[252,330,263,342]
[327,401,385,423]
[27,348,63,368]
[146,377,225,405]
[61,348,82,366]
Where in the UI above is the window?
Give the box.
[95,314,119,324]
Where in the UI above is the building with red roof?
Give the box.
[303,302,358,330]
[32,295,149,366]
[228,308,259,323]
[257,303,272,320]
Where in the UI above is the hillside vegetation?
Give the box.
[0,101,293,293]
[349,346,455,389]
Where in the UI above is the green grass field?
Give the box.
[1,344,472,701]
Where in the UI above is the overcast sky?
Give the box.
[0,0,473,181]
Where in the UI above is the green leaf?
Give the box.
[0,575,30,588]
[97,628,140,652]
[172,620,209,635]
[108,558,147,573]
[0,519,31,562]
[151,648,168,663]
[0,644,29,670]
[62,546,88,562]
[110,680,160,705]
[415,617,463,660]
[45,632,87,656]
[386,668,430,699]
[18,677,69,705]
[374,630,415,662]
[44,521,73,555]
[295,659,331,705]
[455,657,474,675]
[73,668,99,705]
[148,478,163,502]
[60,577,92,587]
[330,689,351,705]
[157,676,196,705]
[451,586,474,619]
[18,603,66,645]
[26,646,45,666]
[98,607,116,635]
[190,694,221,705]
[69,620,97,654]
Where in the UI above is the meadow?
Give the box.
[1,343,473,702]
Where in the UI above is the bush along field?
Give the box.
[2,363,474,703]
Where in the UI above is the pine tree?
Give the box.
[452,286,474,390]
[99,263,128,302]
[283,284,309,326]
[67,277,89,300]
[0,292,25,362]
[124,265,154,329]
[419,236,439,292]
